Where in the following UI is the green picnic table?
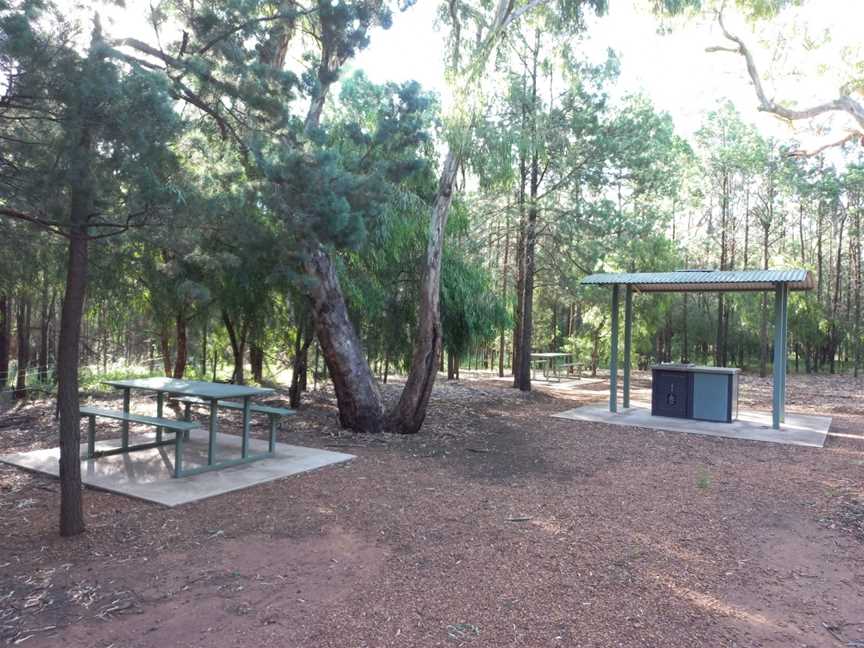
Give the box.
[529,353,581,382]
[96,377,279,477]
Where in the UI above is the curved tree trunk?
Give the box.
[303,246,383,432]
[387,150,459,434]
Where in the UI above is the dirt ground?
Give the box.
[1,371,862,648]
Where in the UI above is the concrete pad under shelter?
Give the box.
[552,402,831,448]
[0,430,354,506]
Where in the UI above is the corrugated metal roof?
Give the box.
[580,269,815,292]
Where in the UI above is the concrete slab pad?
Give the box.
[552,401,831,448]
[0,430,354,506]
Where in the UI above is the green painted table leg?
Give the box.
[121,388,130,449]
[268,415,277,454]
[208,399,218,465]
[88,415,96,459]
[183,402,191,441]
[174,428,184,478]
[241,396,251,458]
[156,391,164,443]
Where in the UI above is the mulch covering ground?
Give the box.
[1,371,862,647]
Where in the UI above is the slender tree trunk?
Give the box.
[38,282,51,383]
[56,57,100,534]
[387,150,460,434]
[12,297,30,400]
[250,344,264,383]
[57,221,89,536]
[0,295,9,388]
[201,316,208,377]
[159,327,173,377]
[514,31,540,392]
[14,299,31,399]
[222,311,246,384]
[288,318,313,409]
[498,204,510,378]
[172,312,187,379]
[855,201,862,378]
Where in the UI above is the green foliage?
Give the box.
[441,249,510,359]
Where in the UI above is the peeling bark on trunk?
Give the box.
[387,150,460,434]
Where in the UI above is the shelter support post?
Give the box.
[623,285,633,409]
[772,283,789,429]
[610,284,620,413]
[780,283,789,421]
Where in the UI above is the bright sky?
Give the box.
[351,0,864,150]
[93,0,864,152]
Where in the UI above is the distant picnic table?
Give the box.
[80,377,292,478]
[529,353,581,382]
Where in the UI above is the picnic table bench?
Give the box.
[171,395,294,454]
[79,406,200,477]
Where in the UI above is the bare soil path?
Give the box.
[1,371,862,647]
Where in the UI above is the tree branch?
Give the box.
[0,207,70,238]
[707,10,864,138]
[788,131,863,158]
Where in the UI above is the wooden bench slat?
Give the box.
[79,407,199,431]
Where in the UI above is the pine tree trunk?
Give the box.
[56,81,98,535]
[57,221,88,536]
[13,298,31,400]
[159,327,173,377]
[222,311,246,384]
[250,344,264,383]
[514,33,540,393]
[201,317,208,377]
[387,150,459,434]
[38,291,53,383]
[0,295,9,388]
[855,202,862,378]
[498,204,510,378]
[172,312,187,378]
